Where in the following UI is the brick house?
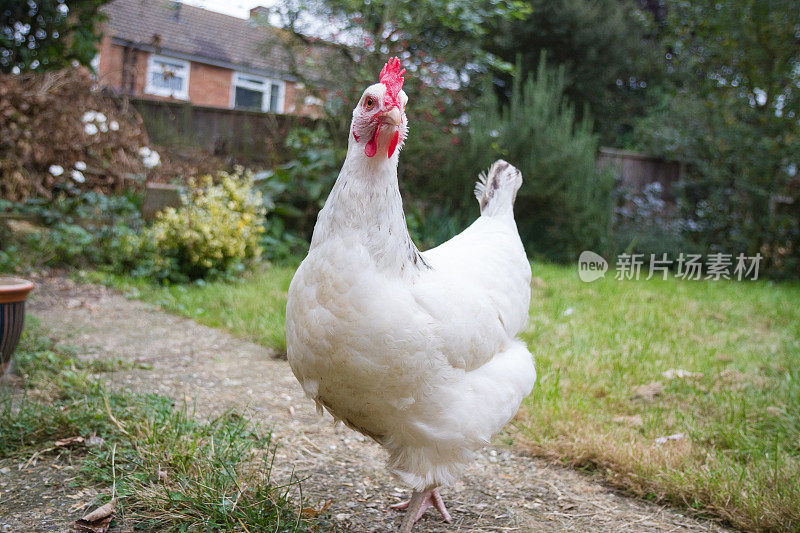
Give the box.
[96,0,317,116]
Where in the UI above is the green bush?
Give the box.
[637,94,800,278]
[0,190,144,271]
[145,170,266,282]
[254,127,339,261]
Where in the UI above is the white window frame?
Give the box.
[231,72,285,113]
[145,54,190,100]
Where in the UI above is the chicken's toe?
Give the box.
[393,487,452,531]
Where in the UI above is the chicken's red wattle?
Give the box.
[388,130,400,158]
[365,126,380,157]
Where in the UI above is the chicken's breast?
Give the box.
[286,207,534,490]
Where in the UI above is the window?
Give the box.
[145,55,189,99]
[232,72,284,113]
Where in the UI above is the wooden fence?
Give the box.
[597,147,685,203]
[130,101,684,206]
[130,99,317,165]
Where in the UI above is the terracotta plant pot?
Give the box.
[0,277,34,376]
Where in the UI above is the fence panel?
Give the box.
[131,99,317,166]
[598,148,684,203]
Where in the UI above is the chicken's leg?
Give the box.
[392,487,451,532]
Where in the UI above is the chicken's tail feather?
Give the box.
[474,159,522,216]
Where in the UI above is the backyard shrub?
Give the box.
[0,190,145,271]
[254,127,339,260]
[0,171,267,283]
[146,170,266,281]
[637,94,800,278]
[610,182,706,259]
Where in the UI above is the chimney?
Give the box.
[171,1,181,21]
[249,6,269,21]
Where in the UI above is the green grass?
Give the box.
[0,321,321,531]
[96,262,800,531]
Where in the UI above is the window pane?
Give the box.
[151,69,183,91]
[235,86,263,110]
[269,83,280,112]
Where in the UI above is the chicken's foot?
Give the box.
[392,487,451,532]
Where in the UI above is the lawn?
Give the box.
[101,262,800,531]
[1,320,318,531]
[519,263,800,532]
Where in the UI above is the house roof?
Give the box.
[102,0,295,79]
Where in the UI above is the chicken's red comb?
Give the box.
[379,57,405,107]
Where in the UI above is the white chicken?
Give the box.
[285,58,536,532]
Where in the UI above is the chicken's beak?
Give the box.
[384,106,402,126]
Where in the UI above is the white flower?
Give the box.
[84,123,98,135]
[562,307,574,316]
[95,112,107,122]
[71,170,85,183]
[81,111,97,123]
[138,146,152,157]
[74,161,86,171]
[48,164,64,177]
[100,123,108,132]
[109,120,119,131]
[142,150,161,169]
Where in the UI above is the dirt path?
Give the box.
[2,277,733,532]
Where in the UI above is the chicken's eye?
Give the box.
[364,96,376,110]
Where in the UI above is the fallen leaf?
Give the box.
[157,468,168,483]
[73,498,116,533]
[301,500,332,518]
[630,382,663,401]
[55,436,84,448]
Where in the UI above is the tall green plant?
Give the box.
[461,56,614,261]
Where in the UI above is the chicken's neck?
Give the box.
[311,141,428,273]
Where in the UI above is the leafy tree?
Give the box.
[638,0,800,277]
[0,0,109,74]
[260,0,530,203]
[483,0,666,147]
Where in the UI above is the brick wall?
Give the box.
[188,62,232,107]
[284,81,324,118]
[284,80,297,114]
[96,36,149,96]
